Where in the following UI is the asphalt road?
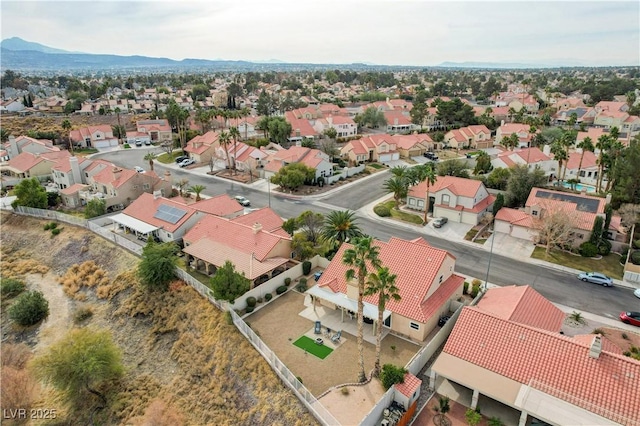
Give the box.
[96,149,638,321]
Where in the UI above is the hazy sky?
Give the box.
[1,0,639,67]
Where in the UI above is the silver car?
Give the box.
[577,272,613,287]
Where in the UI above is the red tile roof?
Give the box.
[231,207,284,232]
[61,183,89,195]
[52,156,89,173]
[495,208,533,227]
[443,307,640,424]
[395,373,422,398]
[91,167,137,188]
[191,195,244,217]
[476,285,565,332]
[317,237,457,323]
[565,151,598,170]
[409,176,483,199]
[526,187,605,231]
[122,193,198,233]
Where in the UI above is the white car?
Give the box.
[634,288,640,299]
[134,166,145,173]
[234,195,250,206]
[178,158,195,168]
[577,272,613,287]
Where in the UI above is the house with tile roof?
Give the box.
[3,150,70,179]
[495,123,538,148]
[494,188,621,247]
[406,176,495,225]
[312,115,358,138]
[182,209,293,288]
[491,147,556,178]
[392,133,436,158]
[563,150,600,186]
[384,110,417,134]
[431,285,640,426]
[4,135,59,159]
[308,236,465,342]
[263,146,332,181]
[340,134,400,165]
[284,111,320,144]
[184,131,219,164]
[69,125,119,149]
[227,141,267,175]
[444,125,492,149]
[136,119,172,143]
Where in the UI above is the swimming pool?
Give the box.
[560,181,597,193]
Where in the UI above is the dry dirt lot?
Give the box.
[0,212,317,426]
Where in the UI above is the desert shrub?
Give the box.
[592,328,605,335]
[299,277,307,287]
[341,387,350,396]
[622,332,629,340]
[284,277,292,286]
[59,260,110,300]
[380,364,407,390]
[48,222,58,229]
[265,293,273,301]
[579,242,598,257]
[634,239,640,249]
[73,306,94,323]
[296,376,303,384]
[296,283,307,292]
[597,239,612,256]
[463,281,469,295]
[374,204,391,217]
[1,366,38,418]
[246,296,257,307]
[471,278,482,287]
[466,408,482,426]
[256,297,263,304]
[470,283,481,298]
[276,285,287,295]
[488,417,505,426]
[302,261,312,275]
[631,250,640,265]
[245,306,254,313]
[1,278,26,300]
[51,228,62,236]
[43,223,51,230]
[8,291,49,326]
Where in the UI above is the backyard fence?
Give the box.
[14,205,88,227]
[359,386,396,426]
[174,268,225,311]
[229,310,340,426]
[86,221,143,255]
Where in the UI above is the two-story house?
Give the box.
[263,146,332,181]
[312,115,358,138]
[406,176,495,225]
[136,119,172,143]
[4,150,70,179]
[4,135,59,159]
[69,125,119,149]
[495,123,537,148]
[184,131,219,164]
[491,147,556,179]
[444,125,492,149]
[340,134,400,165]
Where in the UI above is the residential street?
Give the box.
[95,149,639,321]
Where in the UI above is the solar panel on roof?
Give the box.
[153,204,188,224]
[535,190,600,213]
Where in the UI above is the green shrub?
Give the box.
[463,282,469,295]
[302,261,312,275]
[470,283,481,298]
[245,306,254,313]
[44,223,51,230]
[1,278,26,300]
[374,204,391,217]
[256,297,263,304]
[49,222,58,229]
[634,239,640,249]
[296,376,303,384]
[631,251,640,265]
[299,277,307,287]
[380,364,407,390]
[284,277,292,286]
[8,290,49,326]
[265,293,273,301]
[580,242,598,257]
[51,228,62,236]
[471,278,482,287]
[597,239,612,256]
[246,296,257,307]
[276,285,287,295]
[296,283,307,292]
[73,306,94,323]
[123,143,131,149]
[488,417,504,426]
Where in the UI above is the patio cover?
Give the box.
[307,285,391,321]
[110,213,159,234]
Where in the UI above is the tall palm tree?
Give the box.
[414,163,436,223]
[113,107,123,144]
[143,152,157,172]
[61,119,72,154]
[257,116,270,140]
[188,184,206,202]
[595,134,610,192]
[576,136,594,182]
[550,140,568,185]
[343,236,381,383]
[229,126,241,175]
[321,210,362,248]
[219,130,232,171]
[560,130,577,182]
[604,138,623,192]
[364,267,400,377]
[383,175,409,209]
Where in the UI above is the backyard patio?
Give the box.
[246,291,420,396]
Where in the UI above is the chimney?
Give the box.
[543,144,551,156]
[589,335,602,359]
[164,169,172,185]
[112,167,122,180]
[153,190,162,200]
[500,120,505,127]
[69,156,82,184]
[252,222,262,234]
[9,135,18,158]
[605,193,612,205]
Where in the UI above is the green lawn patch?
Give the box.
[157,150,183,164]
[293,335,334,359]
[379,200,424,225]
[176,258,212,287]
[465,228,479,241]
[531,247,624,280]
[368,163,385,170]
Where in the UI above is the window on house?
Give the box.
[410,322,420,330]
[442,194,450,204]
[577,234,583,239]
[143,184,150,190]
[532,211,538,216]
[439,275,443,283]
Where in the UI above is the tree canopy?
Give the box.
[84,199,106,219]
[270,162,315,192]
[505,164,547,207]
[137,241,179,291]
[210,260,250,302]
[12,177,47,209]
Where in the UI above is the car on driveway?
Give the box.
[134,166,145,173]
[178,158,195,168]
[619,311,640,327]
[175,155,189,164]
[234,195,250,206]
[577,272,613,287]
[135,139,142,147]
[432,217,448,228]
[635,288,640,299]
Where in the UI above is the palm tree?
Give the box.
[604,138,623,192]
[257,116,270,140]
[343,236,381,383]
[219,130,232,171]
[143,152,157,172]
[433,395,451,426]
[114,107,123,144]
[383,175,408,209]
[550,140,568,185]
[188,185,206,202]
[229,126,241,175]
[560,130,577,182]
[321,210,362,248]
[61,119,72,154]
[364,267,400,377]
[576,136,594,182]
[414,163,436,223]
[595,134,610,192]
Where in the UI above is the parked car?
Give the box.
[635,288,640,299]
[432,217,448,228]
[145,140,151,146]
[134,166,145,173]
[135,139,142,147]
[234,195,250,206]
[423,152,438,160]
[619,311,640,327]
[175,155,189,164]
[178,158,195,168]
[577,272,613,287]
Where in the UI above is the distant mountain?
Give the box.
[0,37,74,54]
[437,61,541,69]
